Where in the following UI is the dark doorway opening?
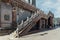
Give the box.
[29,20,40,32]
[48,16,52,28]
[41,18,47,29]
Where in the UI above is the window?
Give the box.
[4,15,10,21]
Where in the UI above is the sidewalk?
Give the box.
[19,27,60,40]
[0,26,60,40]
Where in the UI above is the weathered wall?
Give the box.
[0,2,32,27]
[48,12,54,27]
[1,2,12,27]
[16,8,32,24]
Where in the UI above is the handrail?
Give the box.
[17,13,39,31]
[10,0,41,35]
[10,12,40,37]
[17,13,40,34]
[9,0,43,37]
[10,0,37,12]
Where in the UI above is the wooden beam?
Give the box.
[12,7,17,28]
[9,0,37,12]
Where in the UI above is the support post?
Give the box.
[12,7,17,28]
[39,19,41,30]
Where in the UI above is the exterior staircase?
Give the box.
[18,13,40,36]
[10,12,41,37]
[9,0,41,38]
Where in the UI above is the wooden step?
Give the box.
[19,21,36,36]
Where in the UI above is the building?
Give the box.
[0,0,54,36]
[54,18,60,26]
[32,0,36,6]
[0,0,37,29]
[23,0,36,6]
[48,11,54,28]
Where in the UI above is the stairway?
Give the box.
[10,12,41,38]
[9,0,41,37]
[18,14,40,36]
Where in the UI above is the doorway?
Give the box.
[48,16,53,28]
[40,18,46,29]
[29,20,40,31]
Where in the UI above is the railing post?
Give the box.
[31,14,33,19]
[12,7,17,28]
[21,20,23,25]
[16,28,19,38]
[27,17,29,22]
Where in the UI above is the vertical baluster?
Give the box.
[16,28,19,37]
[31,14,33,19]
[34,13,36,18]
[20,20,23,25]
[19,20,24,28]
[27,17,29,21]
[34,13,36,16]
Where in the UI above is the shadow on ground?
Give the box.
[21,26,60,37]
[0,29,16,36]
[0,26,60,36]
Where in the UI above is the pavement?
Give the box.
[0,26,60,40]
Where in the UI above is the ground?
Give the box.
[0,27,60,40]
